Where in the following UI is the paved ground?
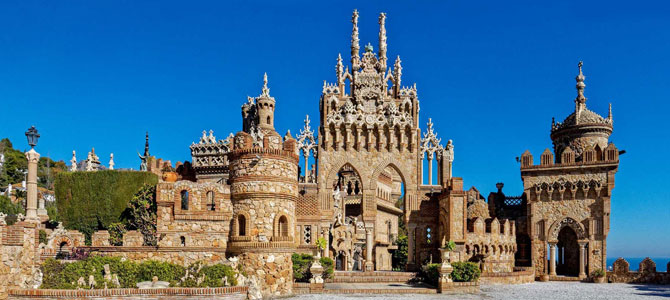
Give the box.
[288,282,670,299]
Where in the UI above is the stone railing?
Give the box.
[464,218,517,273]
[608,257,670,284]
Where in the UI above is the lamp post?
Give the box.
[24,126,40,222]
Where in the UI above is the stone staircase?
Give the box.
[327,271,418,283]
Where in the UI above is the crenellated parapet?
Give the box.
[464,218,517,273]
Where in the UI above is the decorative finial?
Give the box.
[144,132,150,157]
[336,53,344,82]
[575,61,586,104]
[261,72,270,96]
[365,43,374,52]
[109,153,114,170]
[378,12,387,68]
[351,9,360,68]
[608,103,613,122]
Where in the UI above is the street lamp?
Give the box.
[25,126,40,149]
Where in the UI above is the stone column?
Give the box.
[25,148,40,222]
[549,242,557,276]
[578,242,587,278]
[427,155,433,185]
[365,228,374,271]
[303,154,309,183]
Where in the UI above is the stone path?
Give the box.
[288,282,670,299]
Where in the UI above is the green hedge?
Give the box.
[40,256,237,289]
[54,170,157,243]
[292,253,334,283]
[421,261,481,285]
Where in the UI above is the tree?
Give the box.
[124,184,158,246]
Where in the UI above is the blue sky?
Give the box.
[1,0,668,257]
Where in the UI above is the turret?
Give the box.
[256,73,276,131]
[550,62,613,162]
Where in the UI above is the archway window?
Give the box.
[180,236,186,246]
[180,190,189,210]
[278,215,289,237]
[237,214,247,236]
[267,116,271,125]
[206,191,215,211]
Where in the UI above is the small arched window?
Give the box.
[180,190,189,210]
[267,116,271,125]
[238,214,247,236]
[180,236,186,246]
[207,191,215,211]
[278,215,288,237]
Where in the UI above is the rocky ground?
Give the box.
[288,282,670,300]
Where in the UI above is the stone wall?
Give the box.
[0,221,41,300]
[8,287,248,300]
[479,268,535,285]
[236,252,292,298]
[607,257,670,284]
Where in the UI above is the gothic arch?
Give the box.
[322,159,367,191]
[368,159,413,191]
[547,217,587,242]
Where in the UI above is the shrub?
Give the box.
[40,256,236,289]
[124,184,157,246]
[420,261,481,285]
[39,230,47,245]
[451,262,481,282]
[107,223,126,246]
[591,269,606,278]
[292,253,334,282]
[292,253,312,282]
[54,170,157,244]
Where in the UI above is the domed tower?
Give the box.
[551,61,612,163]
[550,61,613,162]
[228,77,299,297]
[256,73,276,131]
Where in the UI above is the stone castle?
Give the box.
[0,10,630,299]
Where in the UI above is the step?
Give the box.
[549,275,582,281]
[324,282,436,294]
[328,271,417,283]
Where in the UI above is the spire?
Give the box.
[393,55,402,96]
[261,72,270,97]
[378,12,387,69]
[143,132,150,157]
[336,53,344,82]
[608,103,613,122]
[351,9,360,69]
[575,61,586,109]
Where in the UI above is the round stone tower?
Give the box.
[550,61,613,161]
[228,129,299,297]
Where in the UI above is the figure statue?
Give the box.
[138,132,150,171]
[109,153,114,170]
[333,186,342,209]
[70,150,77,172]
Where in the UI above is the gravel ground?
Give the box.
[288,282,670,300]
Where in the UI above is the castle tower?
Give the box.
[256,73,276,131]
[228,93,298,296]
[520,61,620,279]
[550,62,613,161]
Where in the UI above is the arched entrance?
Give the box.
[556,226,579,276]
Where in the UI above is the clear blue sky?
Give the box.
[1,0,668,258]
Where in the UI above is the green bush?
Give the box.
[421,261,481,285]
[54,170,157,244]
[39,230,47,245]
[40,256,237,289]
[292,253,334,282]
[451,262,481,282]
[421,263,441,286]
[125,184,157,246]
[107,223,126,246]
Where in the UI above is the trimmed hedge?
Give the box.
[54,170,157,243]
[292,253,334,283]
[421,261,481,285]
[40,256,237,289]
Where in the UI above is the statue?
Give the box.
[85,148,100,172]
[109,153,114,170]
[70,150,77,172]
[333,186,342,209]
[138,132,150,171]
